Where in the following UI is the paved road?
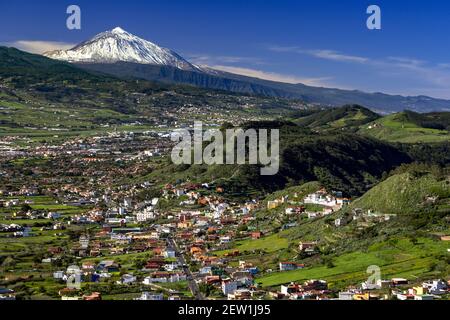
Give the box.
[167,237,204,300]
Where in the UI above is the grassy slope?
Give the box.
[350,172,450,215]
[295,105,380,130]
[263,182,321,203]
[215,233,290,257]
[257,237,448,288]
[360,112,450,143]
[214,169,450,289]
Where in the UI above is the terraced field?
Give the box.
[256,238,449,288]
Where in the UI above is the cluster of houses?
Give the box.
[270,278,450,300]
[337,278,450,300]
[267,189,350,220]
[272,280,331,300]
[0,288,15,300]
[2,160,449,302]
[391,279,449,300]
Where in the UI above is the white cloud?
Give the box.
[307,49,369,63]
[270,46,369,64]
[3,41,76,54]
[209,65,332,86]
[270,45,450,98]
[187,52,334,86]
[387,57,426,67]
[186,54,266,66]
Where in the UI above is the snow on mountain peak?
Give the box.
[43,27,198,71]
[111,27,127,34]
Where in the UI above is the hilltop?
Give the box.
[294,105,380,130]
[350,165,450,215]
[147,122,412,197]
[359,110,450,143]
[290,105,450,143]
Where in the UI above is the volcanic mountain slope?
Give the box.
[44,27,199,71]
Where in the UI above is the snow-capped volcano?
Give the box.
[44,27,198,71]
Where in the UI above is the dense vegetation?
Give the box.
[294,104,380,130]
[350,165,450,214]
[397,110,450,131]
[149,122,412,197]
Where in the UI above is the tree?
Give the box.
[20,203,32,212]
[2,256,16,268]
[199,283,215,297]
[133,259,145,270]
[237,224,248,232]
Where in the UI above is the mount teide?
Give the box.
[44,27,199,71]
[43,27,450,113]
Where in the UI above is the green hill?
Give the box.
[294,105,380,130]
[218,166,450,289]
[147,123,412,197]
[263,182,322,203]
[0,46,107,85]
[359,110,450,143]
[350,169,450,215]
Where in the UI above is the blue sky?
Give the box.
[1,0,450,98]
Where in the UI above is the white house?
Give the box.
[279,262,304,272]
[338,291,354,300]
[285,208,295,215]
[136,210,154,222]
[47,212,61,219]
[423,280,448,295]
[220,236,231,244]
[135,292,164,301]
[117,274,137,285]
[169,273,187,282]
[304,192,336,207]
[307,212,319,219]
[123,198,132,208]
[174,189,185,197]
[163,248,176,259]
[143,276,166,284]
[222,280,238,295]
[164,263,179,272]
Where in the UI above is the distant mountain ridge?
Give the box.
[15,26,450,113]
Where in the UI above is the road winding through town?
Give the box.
[167,237,204,300]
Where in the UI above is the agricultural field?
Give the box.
[360,112,450,143]
[256,237,449,289]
